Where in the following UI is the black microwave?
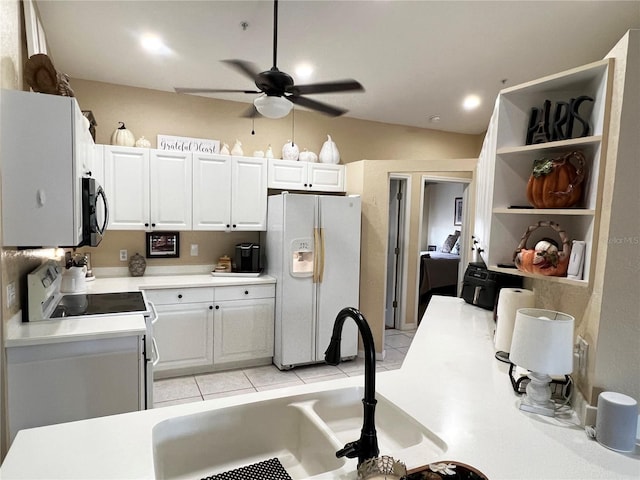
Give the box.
[80,177,109,247]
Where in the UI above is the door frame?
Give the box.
[385,174,411,330]
[417,176,472,310]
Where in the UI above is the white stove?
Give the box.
[26,260,158,410]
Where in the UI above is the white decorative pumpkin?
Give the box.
[282,140,299,161]
[231,139,243,156]
[220,143,230,155]
[319,135,340,164]
[134,136,151,148]
[110,122,135,147]
[253,150,265,158]
[299,149,318,163]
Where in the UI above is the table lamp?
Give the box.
[509,308,575,417]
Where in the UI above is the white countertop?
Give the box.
[1,297,638,479]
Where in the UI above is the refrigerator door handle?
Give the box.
[313,227,320,283]
[318,227,325,283]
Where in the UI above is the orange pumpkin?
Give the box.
[526,151,585,209]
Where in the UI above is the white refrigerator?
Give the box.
[264,193,361,369]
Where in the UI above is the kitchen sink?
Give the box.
[309,386,447,458]
[152,397,345,480]
[152,386,445,479]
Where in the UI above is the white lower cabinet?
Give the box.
[213,297,275,365]
[145,283,275,377]
[152,302,214,374]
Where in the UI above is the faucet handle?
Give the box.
[336,440,360,459]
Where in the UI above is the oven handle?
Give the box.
[152,337,160,366]
[148,301,159,325]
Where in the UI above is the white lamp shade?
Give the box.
[510,308,575,375]
[254,95,292,119]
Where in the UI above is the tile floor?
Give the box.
[153,328,415,408]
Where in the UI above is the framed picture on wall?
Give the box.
[146,232,180,258]
[454,197,463,226]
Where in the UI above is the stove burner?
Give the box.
[51,292,147,318]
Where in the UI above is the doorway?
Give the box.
[385,176,410,330]
[417,177,472,321]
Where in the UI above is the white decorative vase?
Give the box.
[231,139,243,156]
[319,135,340,164]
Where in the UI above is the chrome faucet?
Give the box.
[324,307,379,466]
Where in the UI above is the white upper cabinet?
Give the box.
[485,59,614,285]
[267,159,345,192]
[149,150,192,230]
[104,146,192,230]
[193,154,267,231]
[104,146,150,230]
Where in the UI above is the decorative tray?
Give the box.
[406,461,488,480]
[211,270,263,277]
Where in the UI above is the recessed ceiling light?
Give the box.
[140,34,171,55]
[463,95,481,111]
[294,63,314,81]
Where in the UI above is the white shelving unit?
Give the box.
[486,59,614,286]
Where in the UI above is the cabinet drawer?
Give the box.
[143,287,214,305]
[214,284,275,301]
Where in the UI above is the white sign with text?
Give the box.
[157,135,220,154]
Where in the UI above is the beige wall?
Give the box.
[70,78,482,271]
[347,160,476,353]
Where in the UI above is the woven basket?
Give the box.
[513,221,571,277]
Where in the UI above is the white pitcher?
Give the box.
[60,266,87,293]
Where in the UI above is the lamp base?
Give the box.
[519,395,556,417]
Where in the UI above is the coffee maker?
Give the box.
[235,243,261,273]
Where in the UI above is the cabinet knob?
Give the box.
[309,184,313,187]
[215,305,220,310]
[209,305,213,310]
[226,224,230,228]
[244,290,249,295]
[151,223,156,227]
[177,294,183,299]
[87,171,92,177]
[232,224,237,228]
[144,223,149,227]
[304,183,308,187]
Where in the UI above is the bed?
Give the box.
[419,251,461,298]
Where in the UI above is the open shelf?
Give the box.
[485,59,614,285]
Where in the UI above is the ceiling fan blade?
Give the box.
[288,95,347,117]
[221,59,263,82]
[289,80,364,96]
[175,87,261,94]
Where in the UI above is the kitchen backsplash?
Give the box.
[75,230,260,269]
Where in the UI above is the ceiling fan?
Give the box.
[174,0,364,118]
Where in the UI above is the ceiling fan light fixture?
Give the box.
[254,95,292,119]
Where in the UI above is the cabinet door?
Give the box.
[153,302,214,372]
[150,150,192,230]
[192,154,232,231]
[213,298,274,365]
[308,163,345,192]
[267,158,307,189]
[104,146,150,230]
[231,157,267,231]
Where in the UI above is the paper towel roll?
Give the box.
[494,288,535,352]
